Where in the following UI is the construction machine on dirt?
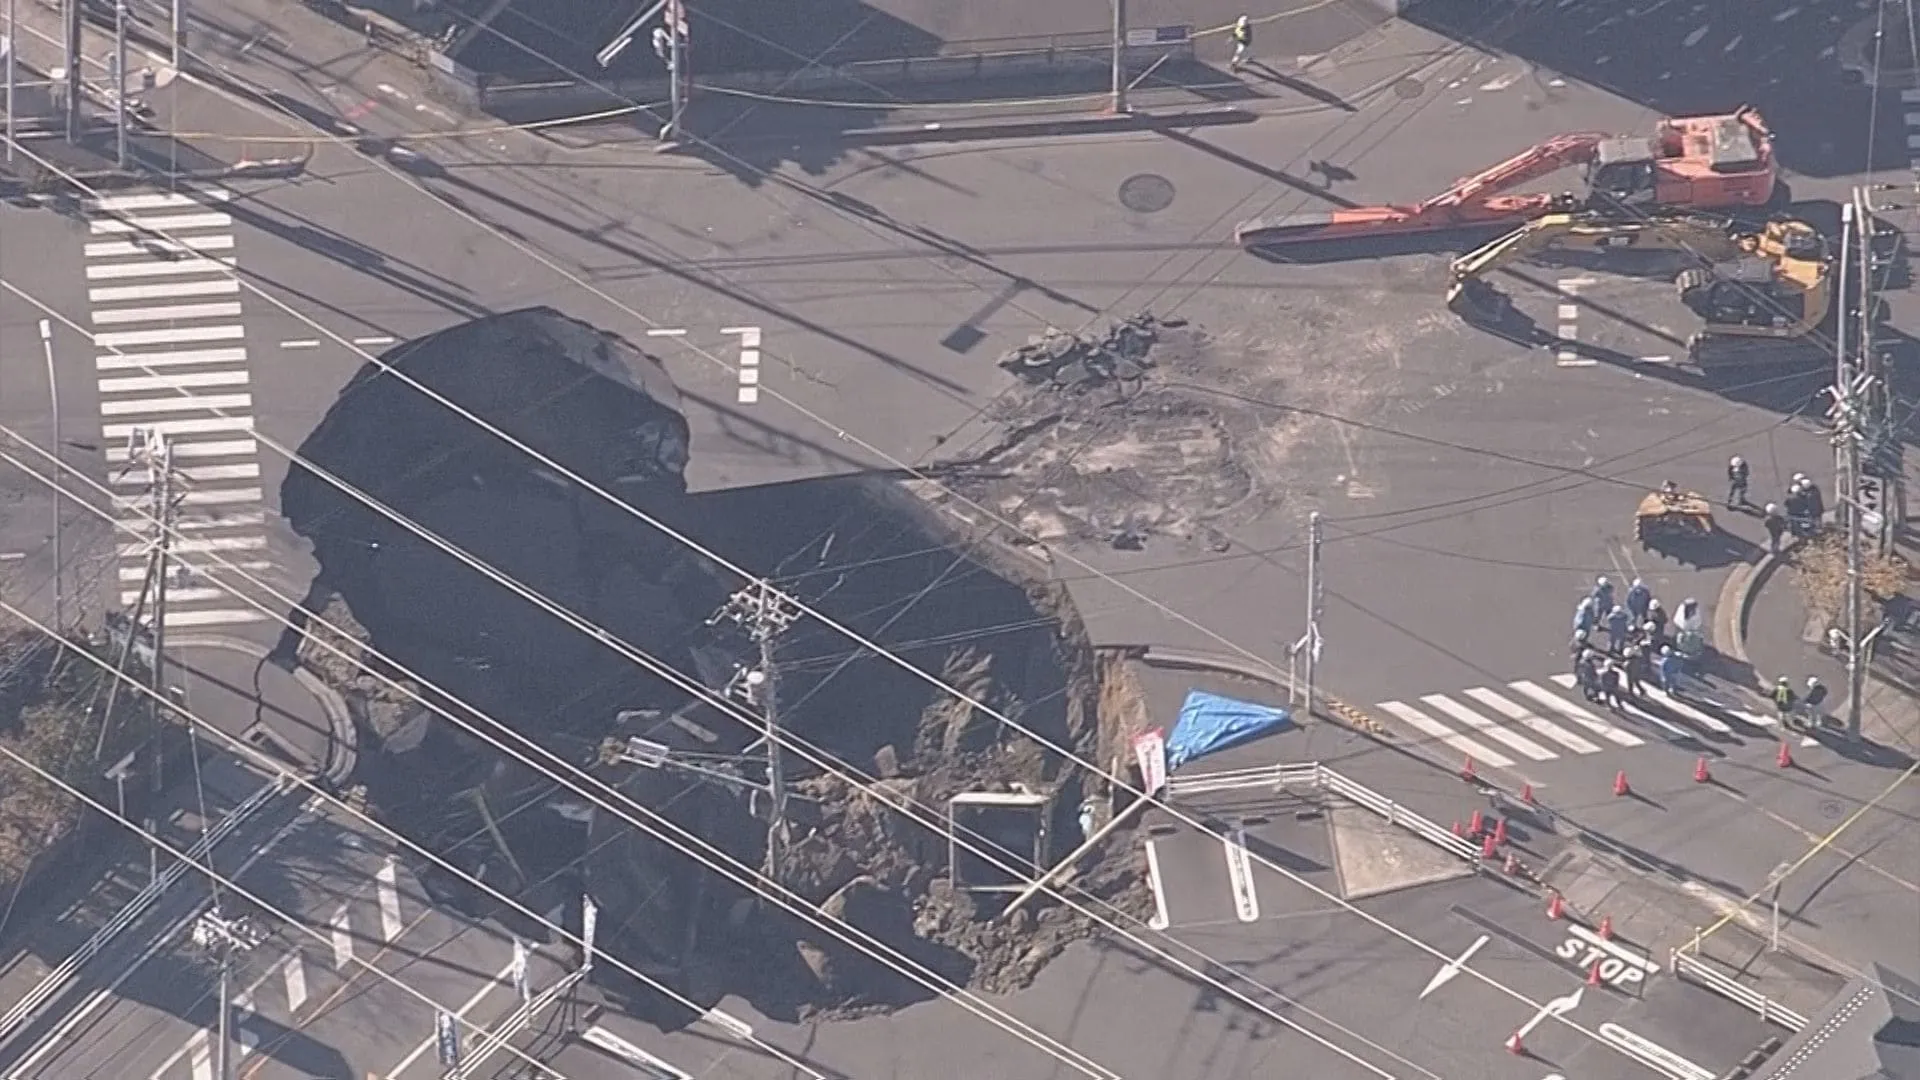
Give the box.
[1235,108,1776,249]
[1444,210,1834,373]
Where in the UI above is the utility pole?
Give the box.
[192,910,263,1080]
[6,0,16,164]
[1831,202,1867,741]
[62,0,81,141]
[709,580,802,882]
[39,319,61,634]
[662,0,687,144]
[170,0,183,71]
[113,2,128,168]
[1290,512,1324,715]
[1109,0,1128,115]
[122,429,177,799]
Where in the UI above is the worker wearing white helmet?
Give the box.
[1727,455,1750,507]
[1230,15,1252,71]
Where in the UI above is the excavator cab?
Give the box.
[1680,219,1834,369]
[1587,137,1662,206]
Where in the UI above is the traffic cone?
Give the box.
[1587,959,1604,986]
[1598,915,1613,940]
[1492,818,1509,846]
[1451,820,1464,837]
[1480,834,1497,860]
[1462,755,1477,782]
[1502,851,1519,875]
[1777,740,1793,769]
[1468,809,1485,837]
[1612,770,1630,797]
[1505,1032,1524,1055]
[1520,781,1536,805]
[1546,891,1564,920]
[1693,756,1711,784]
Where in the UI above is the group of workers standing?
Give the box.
[1728,456,1825,553]
[1570,577,1830,732]
[1569,577,1703,710]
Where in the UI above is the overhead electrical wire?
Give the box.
[0,456,1123,1078]
[0,6,1866,1060]
[0,749,582,1080]
[0,120,1761,1067]
[0,603,838,1079]
[0,308,1630,1079]
[0,419,1426,1080]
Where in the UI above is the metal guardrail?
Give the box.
[1669,950,1809,1031]
[1163,763,1316,797]
[1162,762,1482,864]
[1315,766,1483,862]
[0,772,289,1044]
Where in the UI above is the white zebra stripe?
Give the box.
[1375,700,1515,769]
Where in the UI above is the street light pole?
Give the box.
[39,319,61,634]
[171,0,183,72]
[63,0,81,142]
[1299,512,1323,715]
[665,15,684,143]
[6,0,16,164]
[114,2,128,169]
[1109,0,1128,115]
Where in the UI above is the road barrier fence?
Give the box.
[1164,761,1481,863]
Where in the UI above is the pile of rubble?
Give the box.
[997,315,1183,389]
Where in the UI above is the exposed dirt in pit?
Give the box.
[280,309,1151,1023]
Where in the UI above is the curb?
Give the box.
[815,105,1257,147]
[1713,537,1808,669]
[170,634,358,788]
[1839,14,1920,91]
[0,148,313,200]
[1127,644,1388,735]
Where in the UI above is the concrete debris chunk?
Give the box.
[997,314,1166,387]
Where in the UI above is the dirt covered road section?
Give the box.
[280,309,1150,1021]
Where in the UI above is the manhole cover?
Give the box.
[1392,76,1425,100]
[1820,798,1845,819]
[1119,173,1176,213]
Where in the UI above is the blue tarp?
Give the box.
[1165,690,1293,770]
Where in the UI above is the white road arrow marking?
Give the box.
[1515,986,1584,1042]
[1421,934,1489,1000]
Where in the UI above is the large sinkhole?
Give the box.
[278,308,1142,1023]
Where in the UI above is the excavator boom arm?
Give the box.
[1447,213,1745,293]
[1416,132,1605,214]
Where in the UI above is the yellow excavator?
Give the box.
[1445,211,1832,371]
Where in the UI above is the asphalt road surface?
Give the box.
[1,2,1909,1077]
[4,768,570,1080]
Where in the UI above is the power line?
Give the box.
[0,448,1123,1079]
[0,430,1436,1079]
[0,396,1639,1077]
[0,738,582,1080]
[0,239,1691,1078]
[0,591,838,1080]
[3,27,1859,1067]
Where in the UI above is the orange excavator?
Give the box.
[1235,108,1777,249]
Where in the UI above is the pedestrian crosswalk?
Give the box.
[148,854,433,1080]
[84,188,269,631]
[1904,88,1920,169]
[1375,676,1778,770]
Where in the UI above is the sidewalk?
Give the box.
[0,4,307,190]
